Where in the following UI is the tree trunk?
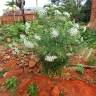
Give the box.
[21,8,26,24]
[88,0,96,29]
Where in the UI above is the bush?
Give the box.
[0,23,24,43]
[20,5,86,74]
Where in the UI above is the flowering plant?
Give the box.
[20,5,86,74]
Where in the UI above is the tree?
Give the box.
[78,0,92,23]
[50,0,91,23]
[5,0,16,23]
[6,0,15,7]
[5,0,26,24]
[51,0,60,4]
[16,0,26,24]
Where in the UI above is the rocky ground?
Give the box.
[0,45,96,96]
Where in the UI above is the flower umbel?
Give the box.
[34,34,41,40]
[25,22,30,33]
[45,55,57,62]
[69,27,79,36]
[51,28,59,38]
[63,12,70,18]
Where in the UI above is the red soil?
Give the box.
[0,50,96,96]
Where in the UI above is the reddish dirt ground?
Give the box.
[0,47,96,96]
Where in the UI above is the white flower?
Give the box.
[66,53,72,56]
[38,9,46,16]
[25,22,30,33]
[34,34,41,40]
[20,34,26,40]
[53,4,58,8]
[45,55,57,62]
[81,37,83,42]
[73,23,79,29]
[69,27,79,36]
[51,28,59,38]
[55,10,62,15]
[24,39,34,48]
[63,12,70,18]
[25,22,30,28]
[83,26,87,32]
[20,34,36,48]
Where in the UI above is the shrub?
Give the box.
[20,5,86,74]
[0,23,24,43]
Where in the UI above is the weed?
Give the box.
[5,76,17,91]
[76,64,84,74]
[27,83,38,96]
[87,56,96,66]
[0,71,5,77]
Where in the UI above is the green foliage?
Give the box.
[87,56,96,66]
[20,5,86,74]
[27,83,37,96]
[81,29,96,48]
[0,71,4,77]
[5,76,17,90]
[63,0,79,19]
[76,64,84,74]
[5,0,15,7]
[51,0,92,23]
[78,0,92,23]
[0,23,24,43]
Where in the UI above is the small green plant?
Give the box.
[76,64,84,74]
[5,76,17,90]
[0,23,24,43]
[87,56,96,66]
[27,83,38,96]
[0,71,5,77]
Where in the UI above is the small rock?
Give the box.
[51,86,60,96]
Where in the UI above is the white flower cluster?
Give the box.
[45,55,57,62]
[73,23,79,29]
[38,9,46,16]
[83,26,87,32]
[20,34,34,48]
[23,39,34,48]
[55,10,62,15]
[63,12,70,18]
[69,27,79,36]
[69,23,80,36]
[34,34,41,40]
[51,28,59,38]
[66,53,72,57]
[81,37,84,42]
[25,22,31,33]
